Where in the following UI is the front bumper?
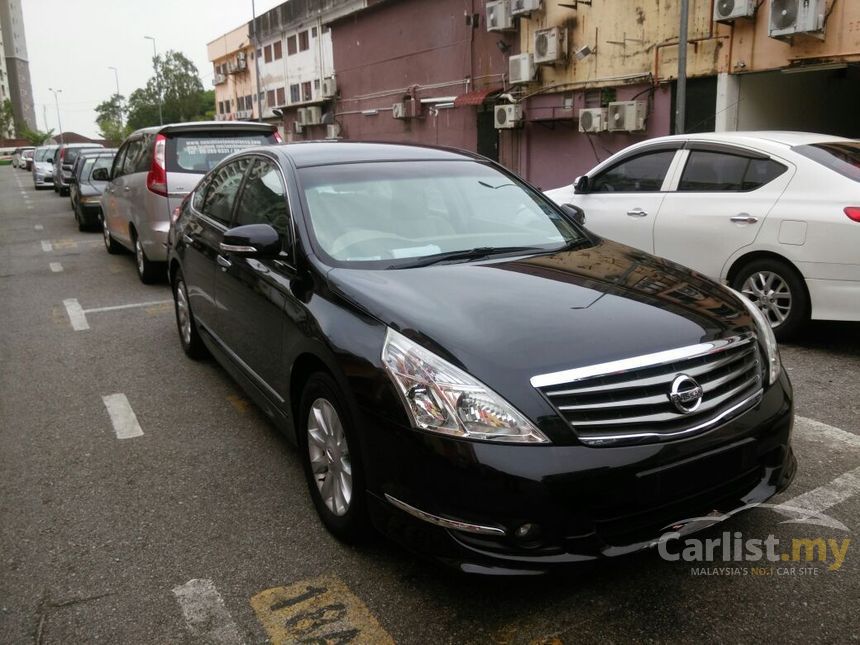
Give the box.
[363,371,795,575]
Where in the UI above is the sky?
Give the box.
[22,0,283,138]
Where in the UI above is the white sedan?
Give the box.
[545,131,860,339]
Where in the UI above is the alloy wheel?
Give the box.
[135,240,145,276]
[102,218,111,249]
[175,280,192,346]
[741,271,792,328]
[307,398,352,517]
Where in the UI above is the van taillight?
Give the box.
[845,207,860,222]
[146,133,168,196]
[273,130,283,143]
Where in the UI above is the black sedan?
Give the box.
[167,142,795,574]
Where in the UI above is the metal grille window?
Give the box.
[302,81,312,102]
[290,84,301,104]
[299,30,309,51]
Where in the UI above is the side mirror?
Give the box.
[574,175,589,194]
[220,224,282,258]
[561,204,586,227]
[91,167,110,181]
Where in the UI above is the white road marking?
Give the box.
[173,579,244,645]
[101,394,144,440]
[83,299,172,314]
[794,416,860,450]
[62,298,89,331]
[34,224,43,230]
[49,262,63,273]
[778,466,860,516]
[40,240,52,252]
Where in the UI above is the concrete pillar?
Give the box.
[715,72,740,132]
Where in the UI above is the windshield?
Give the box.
[298,160,583,268]
[793,142,860,183]
[166,131,276,173]
[83,156,113,182]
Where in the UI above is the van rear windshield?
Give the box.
[166,131,276,173]
[793,142,860,183]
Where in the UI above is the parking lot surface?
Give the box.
[1,167,858,644]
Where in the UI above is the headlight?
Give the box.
[80,195,101,205]
[382,328,549,443]
[730,288,781,385]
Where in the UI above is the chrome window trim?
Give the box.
[576,389,763,447]
[384,494,506,536]
[530,334,754,389]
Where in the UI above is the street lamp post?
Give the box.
[48,88,63,145]
[251,0,263,122]
[144,36,164,125]
[108,66,122,128]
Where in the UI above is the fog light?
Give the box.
[514,523,541,540]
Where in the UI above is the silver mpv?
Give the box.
[101,121,280,282]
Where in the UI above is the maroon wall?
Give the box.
[330,0,515,149]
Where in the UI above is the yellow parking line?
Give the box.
[250,576,394,645]
[226,394,250,414]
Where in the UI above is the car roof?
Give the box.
[641,131,854,149]
[264,141,481,168]
[129,121,277,137]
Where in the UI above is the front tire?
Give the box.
[732,258,809,341]
[298,372,369,542]
[172,270,208,359]
[102,217,123,254]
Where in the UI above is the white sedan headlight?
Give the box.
[382,328,549,443]
[731,288,781,385]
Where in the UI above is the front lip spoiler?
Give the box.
[384,494,507,536]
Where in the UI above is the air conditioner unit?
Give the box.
[322,77,337,99]
[392,100,421,119]
[534,27,566,65]
[713,0,756,22]
[607,101,646,132]
[509,53,535,84]
[326,124,341,139]
[494,103,522,129]
[305,106,323,125]
[769,0,825,40]
[293,121,303,134]
[511,0,541,17]
[486,0,514,32]
[296,108,309,125]
[578,108,607,133]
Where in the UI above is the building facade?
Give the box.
[0,0,35,134]
[0,24,11,137]
[207,24,258,122]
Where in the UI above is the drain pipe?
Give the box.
[676,0,689,134]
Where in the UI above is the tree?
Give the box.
[20,127,54,145]
[0,100,14,139]
[95,93,130,145]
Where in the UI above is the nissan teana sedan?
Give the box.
[168,143,794,574]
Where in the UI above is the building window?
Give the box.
[273,41,283,60]
[302,81,312,102]
[299,31,309,51]
[257,48,262,59]
[264,44,273,63]
[287,35,297,56]
[245,95,252,110]
[276,87,286,105]
[267,89,276,106]
[312,27,318,38]
[314,79,320,90]
[290,84,300,103]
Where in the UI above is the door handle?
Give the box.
[181,234,194,245]
[730,214,758,224]
[627,208,648,218]
[216,254,232,269]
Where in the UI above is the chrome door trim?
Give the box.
[384,494,506,536]
[203,326,285,404]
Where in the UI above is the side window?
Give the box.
[590,151,676,193]
[678,151,787,192]
[135,135,154,173]
[122,139,143,175]
[201,158,251,224]
[111,145,128,179]
[233,159,290,236]
[191,175,210,212]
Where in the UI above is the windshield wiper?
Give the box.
[390,246,545,269]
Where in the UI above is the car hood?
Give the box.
[327,239,753,397]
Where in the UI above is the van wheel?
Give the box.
[298,372,369,542]
[731,258,809,341]
[134,237,160,284]
[102,217,123,254]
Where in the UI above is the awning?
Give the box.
[453,87,502,107]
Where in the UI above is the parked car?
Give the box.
[53,143,104,195]
[11,147,34,169]
[101,121,280,283]
[20,148,35,171]
[167,142,794,574]
[31,145,59,189]
[69,150,116,231]
[545,132,860,339]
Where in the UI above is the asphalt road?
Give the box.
[0,165,858,644]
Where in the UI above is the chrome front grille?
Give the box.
[532,335,763,446]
